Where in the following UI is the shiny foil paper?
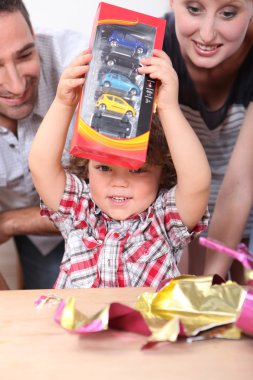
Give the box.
[50,275,253,347]
[135,275,246,343]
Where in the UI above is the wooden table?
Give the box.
[0,287,253,380]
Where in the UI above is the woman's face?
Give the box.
[170,0,253,69]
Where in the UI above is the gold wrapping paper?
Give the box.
[60,297,110,331]
[135,275,247,342]
[244,269,253,285]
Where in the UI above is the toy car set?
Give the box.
[70,2,166,169]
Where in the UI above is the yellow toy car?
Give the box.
[95,94,136,118]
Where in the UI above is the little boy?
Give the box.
[29,49,211,288]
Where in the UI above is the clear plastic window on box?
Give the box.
[80,23,156,139]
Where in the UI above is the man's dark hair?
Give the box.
[0,0,32,33]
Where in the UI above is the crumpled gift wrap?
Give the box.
[244,269,253,286]
[50,275,252,346]
[54,297,151,336]
[235,290,253,337]
[135,275,247,343]
[54,297,110,332]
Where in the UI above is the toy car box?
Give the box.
[70,2,166,169]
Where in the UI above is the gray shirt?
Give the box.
[0,28,88,254]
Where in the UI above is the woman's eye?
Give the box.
[221,9,237,19]
[187,5,201,15]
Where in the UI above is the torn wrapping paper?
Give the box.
[53,297,150,336]
[35,294,62,309]
[47,275,253,347]
[235,290,253,337]
[135,275,246,343]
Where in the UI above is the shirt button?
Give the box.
[113,232,120,238]
[9,144,16,148]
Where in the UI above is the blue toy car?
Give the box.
[108,30,148,55]
[99,72,141,96]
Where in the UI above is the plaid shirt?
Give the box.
[41,173,209,288]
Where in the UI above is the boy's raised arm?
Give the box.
[159,104,211,230]
[139,50,211,230]
[29,51,92,212]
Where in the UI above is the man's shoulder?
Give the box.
[34,27,86,45]
[34,27,88,67]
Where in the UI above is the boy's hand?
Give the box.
[56,49,92,108]
[138,49,179,112]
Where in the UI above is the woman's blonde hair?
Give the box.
[66,113,176,189]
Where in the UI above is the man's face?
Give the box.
[0,11,40,128]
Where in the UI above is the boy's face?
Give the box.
[0,11,40,128]
[88,160,162,220]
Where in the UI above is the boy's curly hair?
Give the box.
[66,113,177,190]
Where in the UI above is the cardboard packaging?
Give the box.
[70,2,166,169]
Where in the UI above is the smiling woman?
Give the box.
[163,0,253,279]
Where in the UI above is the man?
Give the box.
[0,0,85,288]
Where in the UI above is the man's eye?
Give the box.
[19,51,33,60]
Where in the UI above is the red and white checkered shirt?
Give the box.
[41,173,209,288]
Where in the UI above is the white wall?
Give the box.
[24,0,169,36]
